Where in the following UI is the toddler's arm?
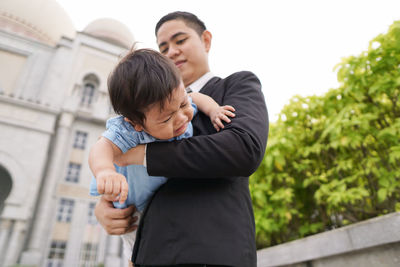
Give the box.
[114,144,146,167]
[88,137,129,204]
[190,92,235,131]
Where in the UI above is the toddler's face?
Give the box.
[133,81,193,140]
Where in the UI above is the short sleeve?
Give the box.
[189,96,198,116]
[102,116,156,153]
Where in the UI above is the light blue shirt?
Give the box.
[90,98,197,211]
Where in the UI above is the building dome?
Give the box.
[0,0,76,45]
[83,18,135,49]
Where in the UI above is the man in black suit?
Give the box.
[95,11,269,267]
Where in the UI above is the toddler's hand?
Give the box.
[96,169,129,204]
[210,105,235,131]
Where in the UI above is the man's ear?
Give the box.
[202,30,212,53]
[124,117,144,132]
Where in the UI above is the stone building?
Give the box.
[0,0,135,266]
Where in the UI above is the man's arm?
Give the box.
[147,71,269,178]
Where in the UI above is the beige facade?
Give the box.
[0,0,135,266]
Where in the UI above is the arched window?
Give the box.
[80,74,99,108]
[0,165,12,216]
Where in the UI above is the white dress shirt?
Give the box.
[185,72,215,93]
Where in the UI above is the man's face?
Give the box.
[131,81,194,140]
[156,19,211,87]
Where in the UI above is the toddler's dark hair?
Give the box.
[108,48,181,125]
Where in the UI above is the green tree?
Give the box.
[251,20,400,249]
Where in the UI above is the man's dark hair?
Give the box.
[155,11,207,37]
[108,48,181,126]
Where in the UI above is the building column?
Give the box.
[3,220,26,266]
[63,199,87,266]
[96,226,108,266]
[104,235,122,267]
[0,219,12,265]
[20,112,74,266]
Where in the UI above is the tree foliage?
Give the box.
[251,21,400,249]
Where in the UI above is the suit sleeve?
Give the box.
[146,71,269,178]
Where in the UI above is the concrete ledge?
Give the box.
[257,212,400,267]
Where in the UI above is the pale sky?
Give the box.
[56,0,400,122]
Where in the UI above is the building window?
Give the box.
[80,74,99,108]
[80,82,95,107]
[73,131,88,149]
[87,202,98,225]
[47,240,67,267]
[0,165,12,215]
[79,243,98,267]
[65,163,81,183]
[57,198,74,223]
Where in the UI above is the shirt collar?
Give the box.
[186,72,215,93]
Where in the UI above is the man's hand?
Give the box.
[96,169,129,204]
[94,196,138,235]
[209,105,235,131]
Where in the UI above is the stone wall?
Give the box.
[257,212,400,267]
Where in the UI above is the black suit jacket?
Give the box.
[132,71,269,267]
